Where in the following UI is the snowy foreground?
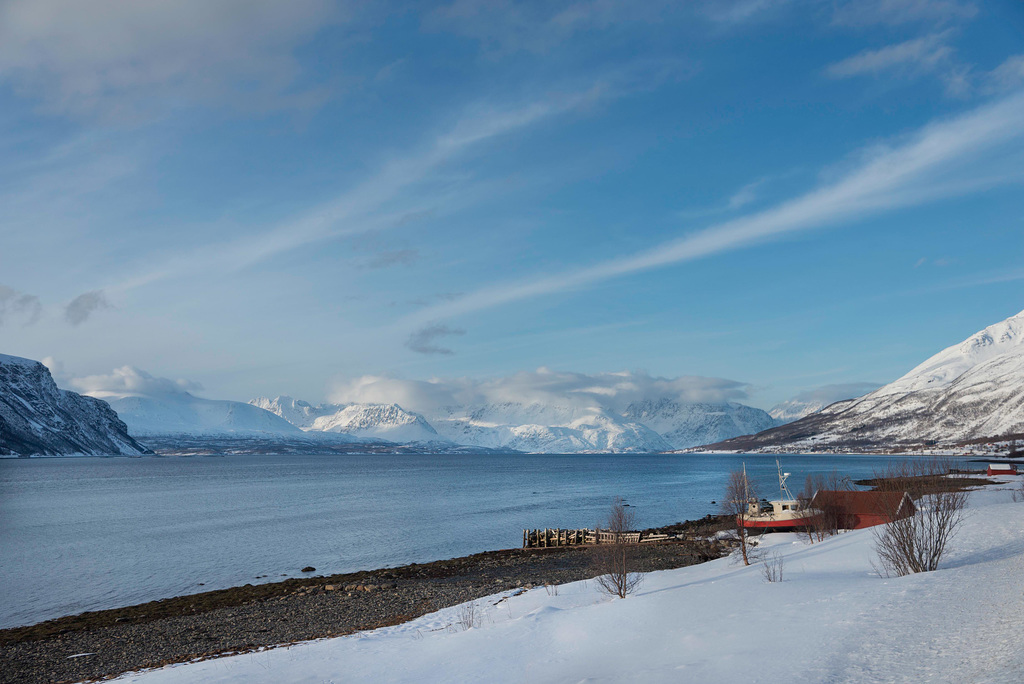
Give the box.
[113,481,1024,684]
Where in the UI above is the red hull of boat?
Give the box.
[738,516,816,530]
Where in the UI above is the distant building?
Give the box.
[810,490,916,530]
[987,463,1018,476]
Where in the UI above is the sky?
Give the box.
[1,0,1023,411]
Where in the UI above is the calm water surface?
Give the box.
[0,452,954,628]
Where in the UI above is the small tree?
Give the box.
[872,458,969,576]
[798,470,853,543]
[722,468,758,565]
[593,497,643,598]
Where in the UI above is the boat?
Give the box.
[738,460,818,532]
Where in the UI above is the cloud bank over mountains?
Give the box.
[70,365,204,398]
[54,363,882,451]
[328,368,753,415]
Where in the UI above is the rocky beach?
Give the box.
[1,518,730,684]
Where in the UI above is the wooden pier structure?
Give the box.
[522,528,670,548]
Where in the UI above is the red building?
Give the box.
[987,463,1018,476]
[810,490,917,530]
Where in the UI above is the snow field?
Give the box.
[112,480,1024,684]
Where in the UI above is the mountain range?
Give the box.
[250,395,778,453]
[6,308,1022,456]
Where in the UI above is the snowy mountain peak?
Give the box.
[310,403,440,443]
[874,310,1024,399]
[250,395,341,429]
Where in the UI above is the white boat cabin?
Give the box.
[746,498,809,520]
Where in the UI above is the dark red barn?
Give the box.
[987,463,1018,476]
[810,490,917,530]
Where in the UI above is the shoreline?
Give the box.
[0,516,732,684]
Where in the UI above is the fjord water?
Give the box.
[0,452,950,629]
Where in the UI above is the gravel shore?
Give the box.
[1,524,730,684]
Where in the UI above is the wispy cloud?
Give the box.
[677,177,769,220]
[825,32,953,79]
[65,290,110,326]
[105,72,673,297]
[701,0,788,25]
[727,179,765,209]
[0,285,42,326]
[427,0,664,55]
[406,323,466,355]
[824,30,972,96]
[427,0,778,55]
[984,55,1024,95]
[831,0,976,27]
[409,90,1024,325]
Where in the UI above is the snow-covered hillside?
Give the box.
[94,391,303,437]
[0,354,149,456]
[710,308,1024,450]
[769,398,830,423]
[114,479,1024,684]
[622,398,776,449]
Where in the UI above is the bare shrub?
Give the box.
[456,601,479,631]
[593,497,643,598]
[872,458,969,577]
[1012,478,1024,503]
[721,468,758,565]
[798,470,853,542]
[544,583,559,597]
[761,550,784,583]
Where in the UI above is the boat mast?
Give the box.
[776,459,794,501]
[743,462,749,503]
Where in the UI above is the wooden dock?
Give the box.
[522,528,670,548]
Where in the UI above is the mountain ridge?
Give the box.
[701,308,1024,451]
[0,354,150,456]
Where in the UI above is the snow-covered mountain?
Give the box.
[249,395,340,429]
[769,398,830,423]
[251,396,441,443]
[622,399,778,449]
[310,404,440,443]
[94,391,304,437]
[707,309,1024,451]
[428,402,672,453]
[0,354,149,456]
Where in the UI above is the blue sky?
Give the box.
[1,0,1023,410]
